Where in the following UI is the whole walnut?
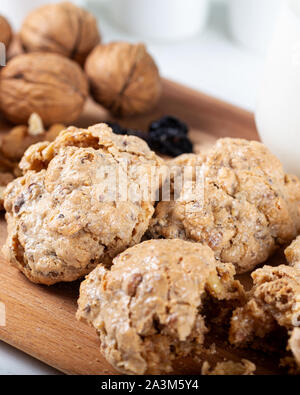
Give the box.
[0,52,88,126]
[0,15,12,49]
[85,42,162,117]
[20,2,101,65]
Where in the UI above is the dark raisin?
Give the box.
[106,122,148,140]
[150,116,188,135]
[106,122,125,135]
[148,116,193,157]
[107,116,193,157]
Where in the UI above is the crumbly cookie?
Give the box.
[201,359,256,375]
[285,237,300,269]
[149,138,300,273]
[229,265,300,366]
[77,239,244,375]
[3,124,163,285]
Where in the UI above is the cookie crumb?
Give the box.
[202,359,256,375]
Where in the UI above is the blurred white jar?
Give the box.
[0,0,60,30]
[256,0,300,176]
[228,0,282,54]
[109,0,210,41]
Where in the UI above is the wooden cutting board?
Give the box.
[0,79,286,375]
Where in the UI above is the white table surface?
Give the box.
[0,0,267,375]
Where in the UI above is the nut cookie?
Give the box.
[288,328,300,372]
[77,239,244,375]
[3,124,163,285]
[149,138,300,273]
[285,236,300,269]
[229,265,300,367]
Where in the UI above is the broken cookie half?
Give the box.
[229,264,300,370]
[285,236,300,269]
[77,239,244,375]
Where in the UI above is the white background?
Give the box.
[0,0,271,374]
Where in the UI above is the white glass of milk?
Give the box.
[108,0,210,41]
[255,0,300,176]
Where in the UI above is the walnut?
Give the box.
[0,52,88,126]
[1,125,38,161]
[85,42,162,117]
[44,123,65,141]
[20,2,101,65]
[0,113,65,162]
[28,113,45,136]
[0,15,12,49]
[7,34,25,61]
[0,171,14,210]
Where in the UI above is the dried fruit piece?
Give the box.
[107,116,194,157]
[20,2,101,65]
[148,116,193,157]
[86,42,161,117]
[106,122,148,140]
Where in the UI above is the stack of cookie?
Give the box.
[3,123,300,374]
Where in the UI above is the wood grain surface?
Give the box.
[0,79,285,375]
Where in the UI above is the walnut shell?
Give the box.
[7,34,25,61]
[0,15,12,49]
[20,2,101,65]
[0,52,88,126]
[85,42,162,117]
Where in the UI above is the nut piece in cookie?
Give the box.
[230,265,300,367]
[285,236,300,269]
[77,239,244,375]
[149,138,300,273]
[3,124,164,285]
